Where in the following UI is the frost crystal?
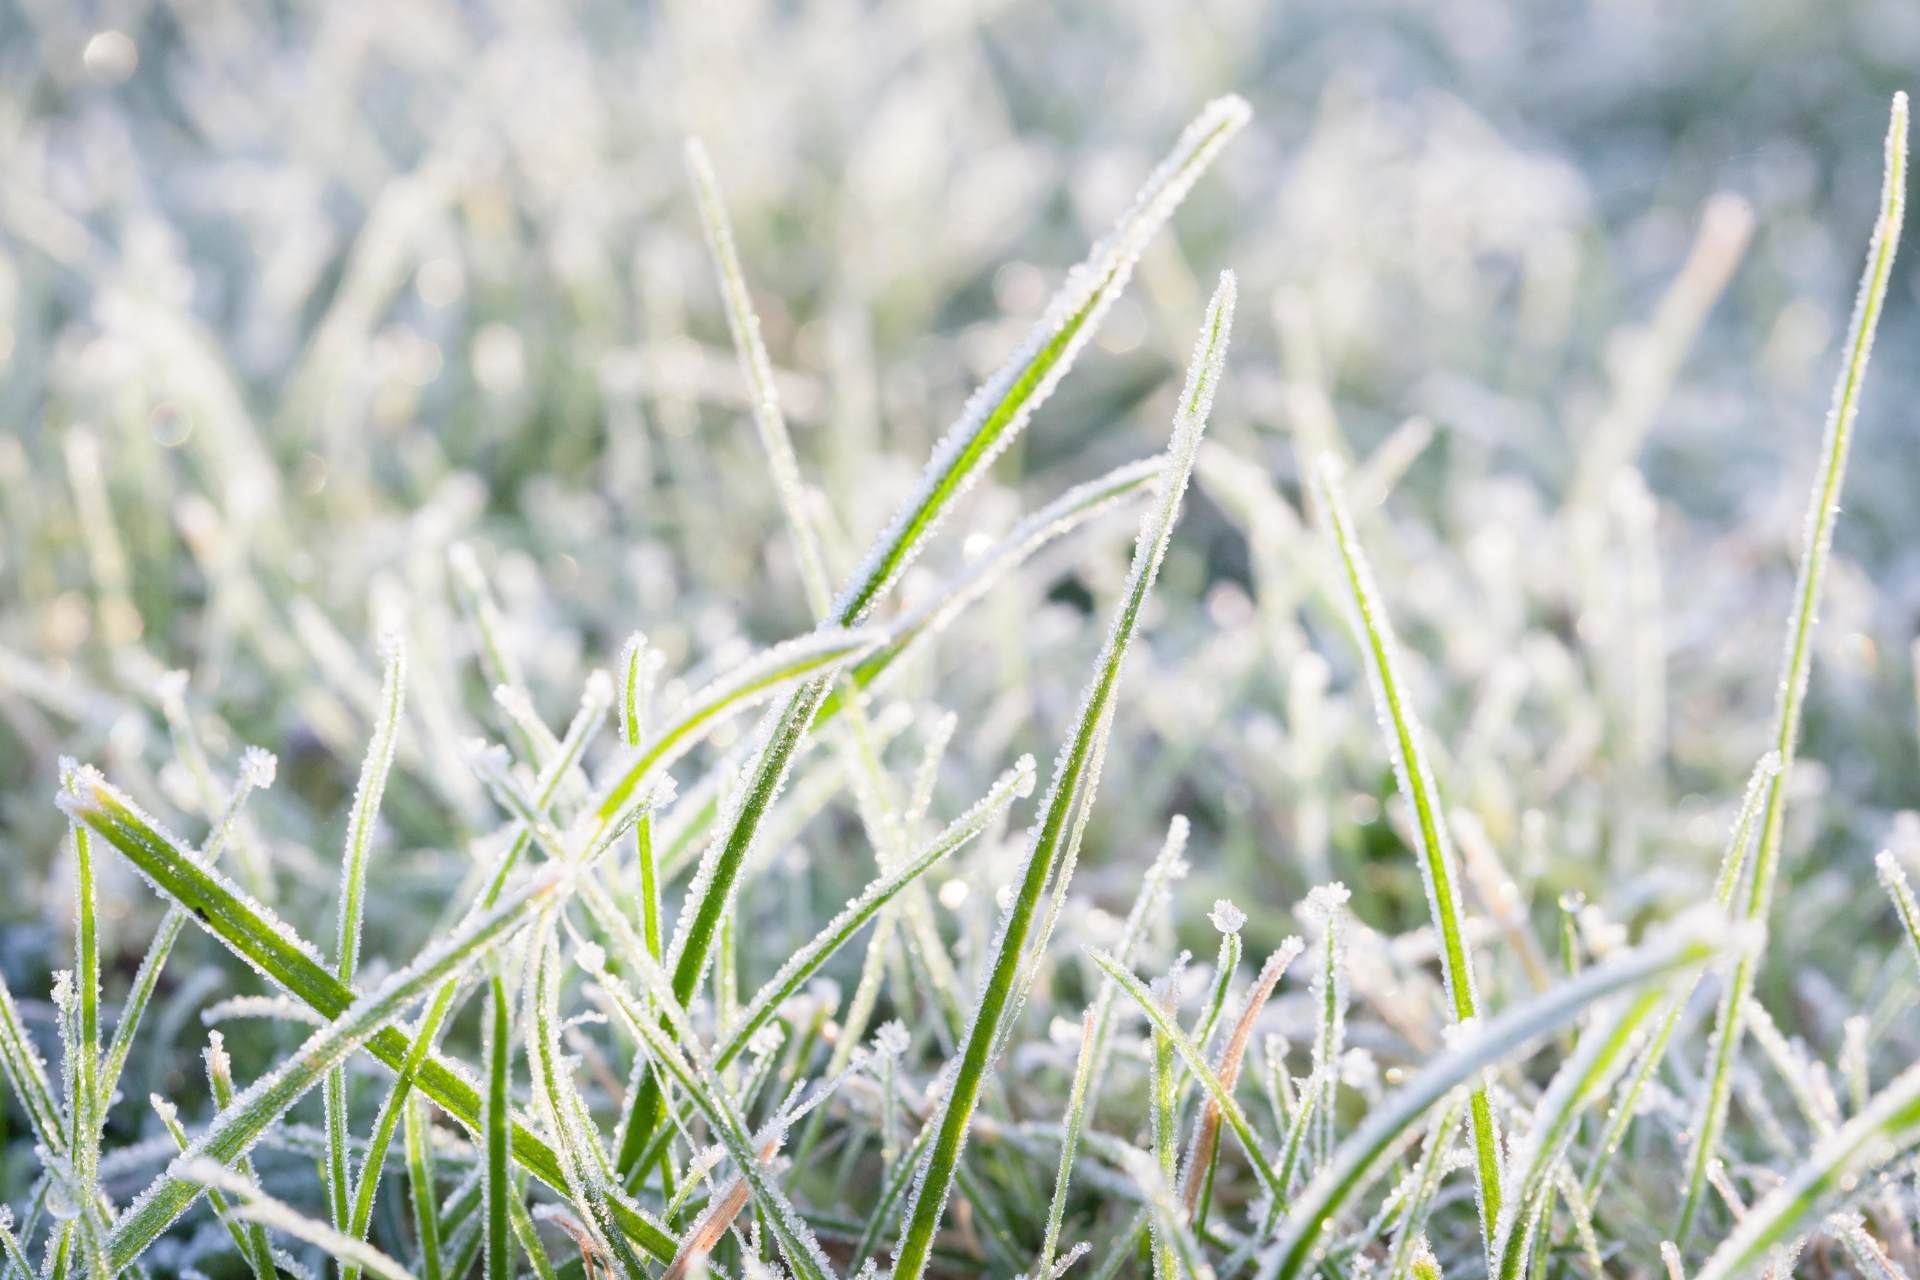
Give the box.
[1208,899,1246,934]
[874,1020,911,1057]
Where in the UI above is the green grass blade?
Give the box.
[0,902,65,1158]
[66,770,679,1263]
[153,1097,274,1280]
[687,137,834,622]
[1385,1098,1464,1280]
[97,906,186,1118]
[582,945,836,1280]
[1313,456,1504,1242]
[1266,915,1747,1280]
[203,1034,280,1280]
[331,637,408,1239]
[486,977,510,1280]
[100,856,566,1269]
[1038,819,1192,1280]
[890,272,1237,1280]
[1693,1055,1920,1280]
[1679,91,1907,1243]
[344,980,465,1280]
[1091,947,1288,1208]
[183,1158,419,1280]
[1148,979,1180,1280]
[591,626,881,838]
[405,1093,444,1280]
[612,99,1246,1184]
[832,96,1247,628]
[620,635,664,963]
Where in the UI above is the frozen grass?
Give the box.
[2,7,1920,1280]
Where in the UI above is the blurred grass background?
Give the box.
[0,0,1917,1259]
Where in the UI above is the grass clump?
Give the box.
[2,44,1920,1280]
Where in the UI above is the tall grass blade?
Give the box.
[486,978,511,1280]
[330,636,408,1239]
[1680,90,1907,1242]
[890,272,1237,1280]
[1312,457,1504,1242]
[1877,851,1920,972]
[687,137,834,622]
[404,1093,444,1280]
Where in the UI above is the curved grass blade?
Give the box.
[1693,1055,1920,1280]
[814,457,1163,723]
[61,745,683,1263]
[330,636,408,1235]
[1035,819,1192,1280]
[891,272,1237,1280]
[1312,457,1503,1241]
[1680,91,1908,1243]
[1266,915,1748,1280]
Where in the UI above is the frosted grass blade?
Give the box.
[1148,980,1179,1280]
[182,1160,418,1280]
[97,907,186,1117]
[330,636,407,1237]
[815,457,1162,722]
[485,979,510,1280]
[612,99,1246,1178]
[1313,456,1503,1241]
[1385,1099,1464,1280]
[1035,820,1191,1280]
[1693,1055,1920,1280]
[203,1035,279,1280]
[890,273,1237,1280]
[688,137,834,621]
[1680,91,1907,1242]
[1089,949,1288,1213]
[1266,916,1744,1280]
[405,1094,444,1280]
[1491,980,1680,1280]
[1877,852,1920,972]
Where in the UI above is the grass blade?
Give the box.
[1679,90,1907,1242]
[1036,819,1192,1280]
[330,636,408,1237]
[486,978,511,1280]
[687,137,834,622]
[1266,914,1747,1280]
[183,1159,418,1280]
[1313,455,1504,1243]
[405,1093,444,1280]
[1693,1056,1920,1280]
[891,272,1237,1280]
[1089,948,1288,1216]
[1876,851,1920,972]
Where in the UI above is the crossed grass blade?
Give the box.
[98,855,566,1270]
[609,96,1247,1180]
[182,1159,418,1280]
[60,769,683,1264]
[889,271,1237,1280]
[1679,90,1907,1243]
